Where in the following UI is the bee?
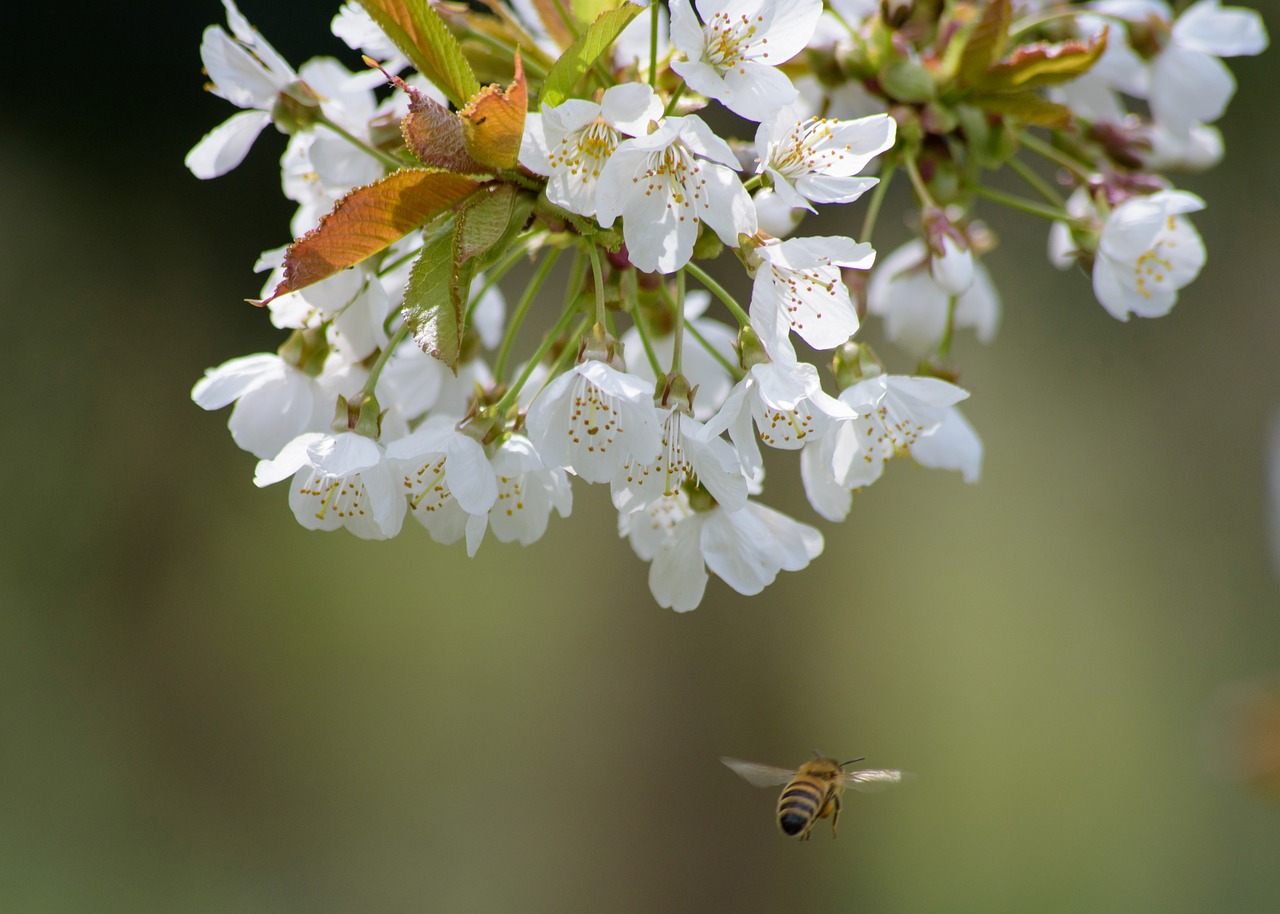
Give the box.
[721,754,908,840]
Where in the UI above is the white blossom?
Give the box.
[185,0,296,179]
[255,431,405,540]
[670,0,823,122]
[520,84,664,218]
[192,353,326,460]
[525,360,664,484]
[830,374,971,490]
[1092,189,1207,320]
[596,115,757,274]
[384,416,501,556]
[1090,0,1268,136]
[867,239,1000,357]
[704,344,854,480]
[750,235,874,351]
[755,107,895,211]
[620,494,824,611]
[612,410,748,515]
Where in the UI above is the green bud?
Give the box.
[332,391,384,439]
[277,326,330,376]
[272,81,323,134]
[880,60,936,104]
[692,229,724,261]
[737,325,770,371]
[832,341,883,390]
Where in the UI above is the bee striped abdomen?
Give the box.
[777,777,828,836]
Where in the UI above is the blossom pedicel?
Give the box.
[190,0,1266,610]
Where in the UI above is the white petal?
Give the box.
[720,62,799,123]
[600,83,664,135]
[650,517,709,611]
[1173,0,1269,56]
[444,435,499,515]
[255,432,325,487]
[800,437,852,522]
[1151,47,1235,133]
[200,25,286,109]
[185,110,272,178]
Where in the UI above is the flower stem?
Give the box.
[902,154,936,209]
[586,242,607,326]
[672,269,686,374]
[648,0,660,87]
[361,325,411,397]
[1018,131,1093,182]
[860,160,895,243]
[973,184,1068,222]
[630,301,663,377]
[664,83,686,116]
[684,262,750,328]
[495,248,561,380]
[1007,155,1065,207]
[494,301,583,415]
[316,116,405,171]
[659,284,740,379]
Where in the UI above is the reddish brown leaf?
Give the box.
[981,31,1110,91]
[253,169,481,305]
[393,72,487,172]
[460,54,528,171]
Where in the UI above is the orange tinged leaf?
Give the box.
[253,169,481,305]
[460,54,528,171]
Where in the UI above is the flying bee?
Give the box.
[721,754,908,840]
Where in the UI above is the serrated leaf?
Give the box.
[541,3,644,107]
[403,217,471,372]
[355,0,481,107]
[455,184,530,264]
[254,170,481,305]
[572,0,618,23]
[980,31,1109,91]
[956,0,1012,88]
[394,70,486,172]
[460,55,528,170]
[973,90,1073,128]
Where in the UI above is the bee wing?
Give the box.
[720,757,796,788]
[840,769,912,792]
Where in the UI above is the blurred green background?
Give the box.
[3,2,1280,911]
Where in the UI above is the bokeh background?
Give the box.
[4,1,1280,911]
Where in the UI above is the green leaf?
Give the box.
[356,0,481,108]
[571,0,618,25]
[403,217,472,372]
[979,32,1110,92]
[540,3,644,107]
[254,169,481,305]
[973,90,1073,128]
[956,0,1012,88]
[455,184,532,265]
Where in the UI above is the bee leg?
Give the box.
[830,794,841,839]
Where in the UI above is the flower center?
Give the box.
[703,11,766,71]
[568,375,623,454]
[637,142,707,225]
[772,117,847,178]
[301,470,368,520]
[1132,216,1180,299]
[549,118,619,186]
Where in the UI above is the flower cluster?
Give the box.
[191,0,1265,610]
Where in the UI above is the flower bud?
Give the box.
[272,81,324,134]
[922,208,974,295]
[832,341,883,390]
[332,391,384,439]
[880,59,935,104]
